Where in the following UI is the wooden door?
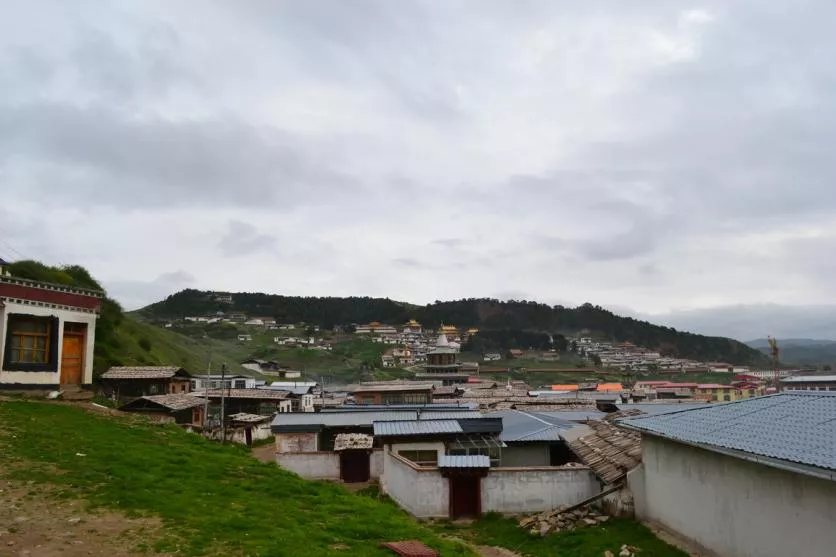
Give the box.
[60,333,84,385]
[339,451,370,483]
[450,476,481,519]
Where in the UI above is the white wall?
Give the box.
[482,467,599,514]
[501,445,550,467]
[277,452,340,480]
[275,432,318,452]
[381,451,448,518]
[0,303,97,386]
[371,449,384,478]
[632,435,836,557]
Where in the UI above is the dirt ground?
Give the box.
[250,444,275,463]
[0,479,165,557]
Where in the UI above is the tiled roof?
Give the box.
[125,394,207,411]
[621,392,836,472]
[334,433,374,451]
[102,366,186,379]
[374,420,463,436]
[565,420,642,484]
[199,389,290,399]
[438,455,490,468]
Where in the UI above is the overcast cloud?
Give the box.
[2,0,836,340]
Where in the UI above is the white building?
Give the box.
[0,270,102,389]
[623,391,836,557]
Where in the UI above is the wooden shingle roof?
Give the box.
[102,366,187,379]
[566,420,642,484]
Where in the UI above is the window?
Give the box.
[3,315,58,371]
[398,450,438,466]
[234,379,246,389]
[446,447,500,467]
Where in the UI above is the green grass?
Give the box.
[0,401,472,557]
[432,513,689,557]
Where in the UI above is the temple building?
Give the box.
[423,333,463,375]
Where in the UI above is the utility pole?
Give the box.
[203,360,211,428]
[220,363,227,444]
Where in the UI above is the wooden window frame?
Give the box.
[3,314,60,372]
[398,450,438,466]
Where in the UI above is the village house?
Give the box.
[692,383,765,402]
[100,366,193,400]
[0,265,102,390]
[237,334,252,342]
[197,388,293,417]
[781,374,836,391]
[262,381,316,412]
[351,383,434,405]
[191,373,257,391]
[272,405,479,481]
[622,392,836,557]
[119,393,207,426]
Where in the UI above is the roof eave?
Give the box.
[622,424,836,483]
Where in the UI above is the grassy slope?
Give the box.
[0,401,471,557]
[433,513,688,557]
[111,316,251,375]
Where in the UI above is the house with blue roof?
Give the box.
[620,391,836,557]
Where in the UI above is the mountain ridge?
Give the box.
[139,289,769,366]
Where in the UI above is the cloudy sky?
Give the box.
[2,1,835,338]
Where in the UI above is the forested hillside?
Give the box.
[141,290,769,365]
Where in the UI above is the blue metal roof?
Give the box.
[620,392,836,472]
[374,420,463,436]
[615,403,711,416]
[488,410,576,442]
[271,409,481,432]
[438,455,491,468]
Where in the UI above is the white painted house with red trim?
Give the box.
[0,261,103,389]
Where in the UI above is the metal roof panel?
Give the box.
[621,392,836,472]
[438,455,491,468]
[374,420,463,436]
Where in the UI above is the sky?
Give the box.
[2,1,836,339]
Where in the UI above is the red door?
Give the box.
[450,476,481,519]
[339,451,371,483]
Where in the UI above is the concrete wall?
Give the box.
[277,452,340,480]
[203,424,272,445]
[381,451,448,518]
[0,303,97,386]
[371,449,384,478]
[501,445,550,467]
[482,467,599,514]
[275,432,318,453]
[632,435,836,557]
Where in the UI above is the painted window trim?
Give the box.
[3,313,60,372]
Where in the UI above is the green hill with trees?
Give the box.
[141,290,769,366]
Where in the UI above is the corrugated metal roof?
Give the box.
[438,454,490,468]
[621,392,836,472]
[271,409,482,432]
[781,375,836,383]
[352,383,435,393]
[615,403,711,416]
[488,410,576,442]
[374,420,463,436]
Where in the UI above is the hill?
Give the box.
[746,338,836,367]
[0,401,469,556]
[140,290,769,366]
[5,261,247,376]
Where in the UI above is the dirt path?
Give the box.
[250,444,275,463]
[0,479,165,557]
